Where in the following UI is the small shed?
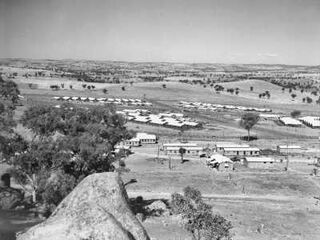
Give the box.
[207,154,233,172]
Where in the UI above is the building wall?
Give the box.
[223,150,259,157]
[246,162,283,169]
[125,140,141,147]
[140,138,157,144]
[277,148,301,153]
[166,149,201,156]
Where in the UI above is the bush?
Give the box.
[183,186,202,203]
[170,192,190,215]
[41,172,76,208]
[170,187,232,240]
[119,160,126,167]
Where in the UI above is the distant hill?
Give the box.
[1,58,319,72]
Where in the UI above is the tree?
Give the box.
[69,85,73,89]
[291,93,297,99]
[290,110,301,118]
[179,147,186,163]
[121,86,126,91]
[162,84,166,89]
[102,88,108,94]
[0,74,21,160]
[13,103,132,205]
[9,139,70,203]
[239,113,260,141]
[50,85,59,91]
[170,186,232,240]
[306,97,313,103]
[250,86,253,91]
[0,75,20,134]
[265,91,270,99]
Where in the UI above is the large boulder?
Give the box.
[145,200,169,216]
[17,172,150,240]
[0,186,24,210]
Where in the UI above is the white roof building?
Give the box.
[136,132,157,141]
[133,116,150,123]
[299,116,320,128]
[244,157,275,163]
[208,154,232,163]
[279,117,302,126]
[163,143,198,148]
[277,145,301,149]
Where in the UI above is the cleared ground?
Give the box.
[123,145,320,240]
[2,68,320,239]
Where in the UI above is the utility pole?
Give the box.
[285,137,289,171]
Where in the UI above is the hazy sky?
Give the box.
[1,0,319,65]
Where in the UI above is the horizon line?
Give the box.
[0,57,319,68]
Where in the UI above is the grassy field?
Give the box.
[219,79,317,105]
[123,145,320,240]
[2,69,320,239]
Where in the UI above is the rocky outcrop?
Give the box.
[0,186,24,209]
[17,172,150,240]
[145,200,169,216]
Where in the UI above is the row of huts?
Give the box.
[52,96,152,106]
[162,141,302,171]
[178,101,272,113]
[261,115,320,129]
[116,109,201,129]
[279,116,320,128]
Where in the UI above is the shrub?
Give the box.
[170,187,232,240]
[183,186,202,203]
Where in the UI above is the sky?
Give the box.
[0,0,320,65]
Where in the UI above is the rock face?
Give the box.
[17,172,150,240]
[0,186,24,209]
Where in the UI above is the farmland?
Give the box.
[1,60,320,240]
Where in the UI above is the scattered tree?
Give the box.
[290,110,301,118]
[179,147,186,163]
[306,97,313,103]
[239,113,260,141]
